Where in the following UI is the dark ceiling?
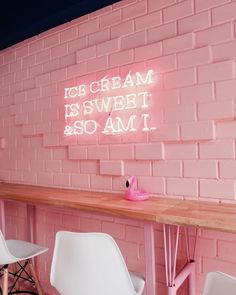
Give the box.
[0,0,121,51]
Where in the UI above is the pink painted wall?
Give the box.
[1,0,236,294]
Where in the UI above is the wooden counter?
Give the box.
[1,182,236,233]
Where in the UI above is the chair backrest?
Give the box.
[0,230,18,265]
[50,231,138,295]
[203,271,236,295]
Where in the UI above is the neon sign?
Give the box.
[64,70,157,136]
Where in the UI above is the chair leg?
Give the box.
[2,265,8,295]
[28,260,44,295]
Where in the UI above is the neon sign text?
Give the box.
[64,70,157,136]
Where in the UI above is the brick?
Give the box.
[220,160,236,180]
[51,43,68,58]
[100,160,124,176]
[167,178,198,197]
[213,40,236,61]
[81,160,99,174]
[212,2,236,25]
[177,46,211,69]
[216,122,236,139]
[78,18,98,37]
[90,175,112,190]
[198,60,234,83]
[196,23,233,47]
[198,100,234,120]
[199,179,235,199]
[195,0,230,12]
[43,133,60,147]
[199,140,234,159]
[99,10,121,28]
[88,28,109,46]
[165,143,198,160]
[122,1,147,20]
[110,144,134,160]
[22,55,36,69]
[178,11,211,34]
[51,68,67,82]
[60,53,76,68]
[45,160,61,172]
[67,62,87,78]
[184,160,217,178]
[148,22,177,43]
[36,49,51,64]
[164,105,196,123]
[3,51,15,64]
[163,0,194,23]
[87,145,108,160]
[195,237,217,257]
[181,121,215,141]
[62,160,80,173]
[218,240,236,263]
[121,31,146,50]
[71,174,90,188]
[150,124,180,142]
[52,148,67,160]
[97,39,119,57]
[16,45,28,58]
[134,42,162,62]
[76,46,96,63]
[164,68,196,89]
[42,59,60,73]
[37,172,53,185]
[68,37,87,53]
[215,80,236,101]
[111,20,134,39]
[180,83,214,104]
[135,10,162,31]
[87,56,108,72]
[29,40,43,54]
[29,64,43,78]
[135,143,164,160]
[80,216,102,232]
[153,160,182,177]
[138,176,165,194]
[148,54,176,73]
[102,222,125,239]
[68,146,87,160]
[125,225,144,243]
[109,49,133,67]
[163,33,194,55]
[53,174,70,187]
[43,33,59,48]
[60,26,77,43]
[124,161,151,176]
[148,0,175,11]
[36,73,51,87]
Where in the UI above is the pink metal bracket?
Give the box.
[163,224,197,295]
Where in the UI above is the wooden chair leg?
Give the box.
[28,260,44,295]
[2,266,8,295]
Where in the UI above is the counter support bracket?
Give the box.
[163,224,197,295]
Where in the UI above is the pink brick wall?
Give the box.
[1,0,236,294]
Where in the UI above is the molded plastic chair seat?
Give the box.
[203,271,236,295]
[0,230,48,295]
[50,231,145,295]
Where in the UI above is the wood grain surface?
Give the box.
[1,183,236,233]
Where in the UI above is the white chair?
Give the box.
[203,271,236,295]
[0,230,48,295]
[50,231,145,295]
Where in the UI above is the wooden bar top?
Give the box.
[1,182,236,234]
